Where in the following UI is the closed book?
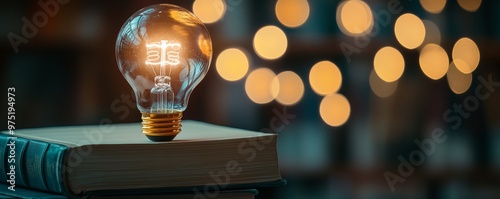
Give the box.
[1,182,67,199]
[0,121,282,198]
[0,183,258,199]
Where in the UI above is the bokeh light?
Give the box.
[421,20,442,45]
[394,13,426,49]
[419,44,449,80]
[192,0,225,24]
[320,93,351,127]
[369,69,398,98]
[275,0,310,28]
[336,0,374,36]
[369,70,398,98]
[457,0,482,12]
[374,46,405,82]
[452,37,480,74]
[245,68,279,104]
[275,71,304,105]
[216,48,249,81]
[253,25,288,60]
[419,0,447,14]
[447,61,472,94]
[309,61,342,96]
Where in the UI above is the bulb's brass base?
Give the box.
[141,111,182,142]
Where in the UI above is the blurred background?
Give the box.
[2,0,500,198]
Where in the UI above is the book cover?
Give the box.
[0,183,259,199]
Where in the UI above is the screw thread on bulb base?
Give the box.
[141,111,182,142]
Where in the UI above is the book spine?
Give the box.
[44,144,68,193]
[0,183,68,198]
[25,140,50,190]
[0,134,68,194]
[14,137,29,187]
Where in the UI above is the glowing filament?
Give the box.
[145,40,180,113]
[146,40,181,66]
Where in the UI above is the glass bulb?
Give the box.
[115,4,212,141]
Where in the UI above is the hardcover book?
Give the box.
[0,183,259,199]
[0,121,282,198]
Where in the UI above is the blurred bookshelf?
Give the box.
[1,0,500,198]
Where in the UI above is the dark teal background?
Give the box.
[1,0,500,198]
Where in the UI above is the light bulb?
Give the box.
[116,4,212,141]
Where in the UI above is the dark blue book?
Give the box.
[0,183,260,199]
[0,121,283,198]
[0,183,66,198]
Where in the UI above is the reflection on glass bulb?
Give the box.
[116,4,212,141]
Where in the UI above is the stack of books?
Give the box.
[0,121,285,198]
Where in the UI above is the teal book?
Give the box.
[0,182,66,198]
[0,183,259,199]
[0,121,283,198]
